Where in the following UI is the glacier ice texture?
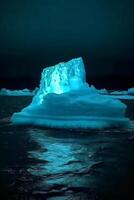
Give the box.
[32,57,86,104]
[11,57,130,129]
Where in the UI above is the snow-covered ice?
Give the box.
[11,57,130,129]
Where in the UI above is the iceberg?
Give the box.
[110,88,134,96]
[11,57,129,129]
[108,95,134,100]
[109,88,134,100]
[0,88,34,96]
[110,90,128,95]
[0,87,39,96]
[128,87,134,95]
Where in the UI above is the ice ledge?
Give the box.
[11,113,129,129]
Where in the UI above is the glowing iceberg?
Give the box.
[32,57,86,104]
[11,57,129,129]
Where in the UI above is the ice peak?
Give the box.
[33,57,86,104]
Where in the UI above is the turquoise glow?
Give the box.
[28,129,98,188]
[32,57,86,104]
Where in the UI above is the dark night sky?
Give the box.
[0,0,134,89]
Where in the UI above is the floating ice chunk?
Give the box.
[0,88,39,96]
[128,87,134,95]
[110,88,134,96]
[88,85,108,95]
[99,88,108,95]
[0,88,34,96]
[110,90,128,95]
[108,88,134,99]
[107,95,134,100]
[11,57,130,129]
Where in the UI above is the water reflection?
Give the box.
[0,120,134,199]
[25,127,134,199]
[27,130,111,193]
[28,129,102,187]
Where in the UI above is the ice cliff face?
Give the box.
[33,57,86,104]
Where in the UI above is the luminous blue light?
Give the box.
[33,57,86,104]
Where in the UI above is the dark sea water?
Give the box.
[0,96,134,200]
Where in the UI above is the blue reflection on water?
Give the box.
[27,129,115,190]
[24,125,134,200]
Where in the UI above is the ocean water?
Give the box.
[0,96,134,200]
